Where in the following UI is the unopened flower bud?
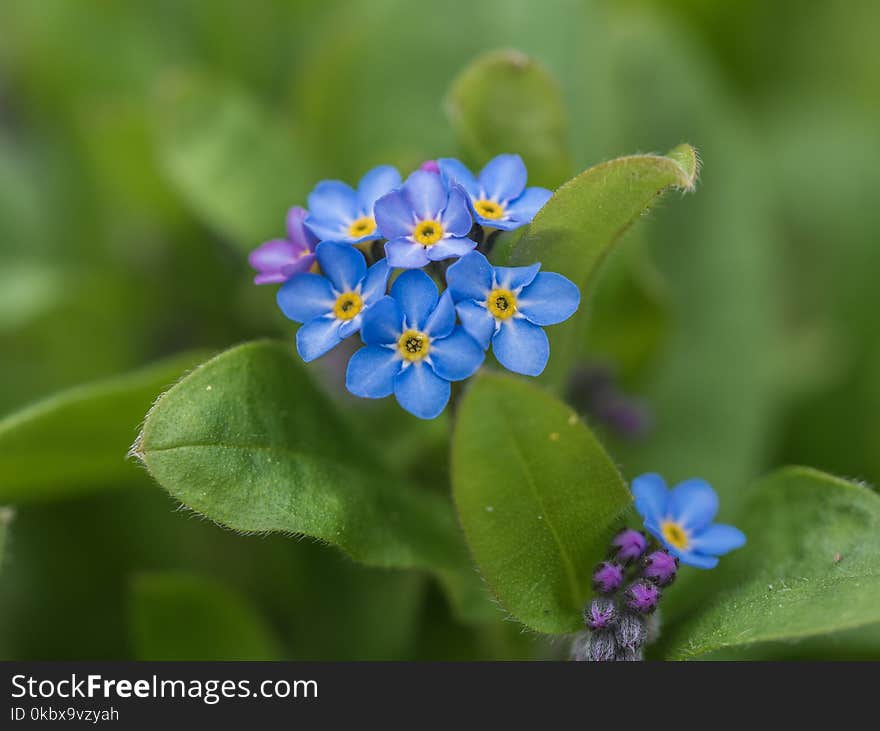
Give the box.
[642,550,679,587]
[614,611,646,650]
[615,646,644,662]
[587,630,617,662]
[584,597,618,631]
[610,528,647,564]
[625,580,661,614]
[592,561,624,594]
[419,160,440,174]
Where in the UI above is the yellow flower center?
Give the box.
[348,216,376,238]
[332,292,363,321]
[661,520,690,550]
[474,199,504,220]
[413,220,444,246]
[397,329,430,362]
[486,288,517,320]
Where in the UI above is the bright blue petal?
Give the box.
[316,241,367,292]
[493,262,541,291]
[478,154,527,202]
[437,158,479,197]
[672,550,719,570]
[517,272,580,326]
[345,345,401,398]
[404,170,447,220]
[384,238,430,269]
[425,236,476,262]
[429,328,485,381]
[669,479,719,532]
[295,316,342,362]
[455,300,494,349]
[631,473,669,524]
[307,180,360,223]
[277,273,334,323]
[691,524,746,556]
[374,190,415,239]
[440,186,474,236]
[505,186,552,223]
[471,208,523,231]
[393,363,451,419]
[446,251,492,302]
[391,269,439,329]
[424,290,456,339]
[492,318,549,376]
[358,165,401,210]
[337,315,363,339]
[360,259,390,303]
[360,296,403,345]
[304,217,347,242]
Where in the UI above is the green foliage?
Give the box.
[0,508,12,570]
[0,352,206,502]
[129,572,281,660]
[452,373,631,633]
[660,467,880,659]
[133,341,493,623]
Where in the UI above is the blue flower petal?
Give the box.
[357,165,401,210]
[384,238,431,269]
[374,190,415,240]
[295,316,342,362]
[492,318,549,376]
[286,206,318,248]
[440,186,474,237]
[631,473,670,524]
[455,300,495,349]
[393,362,451,419]
[316,241,367,292]
[669,479,719,532]
[672,550,719,570]
[471,209,523,231]
[478,154,528,202]
[446,251,492,302]
[277,273,334,323]
[429,328,485,381]
[493,262,541,292]
[307,180,360,223]
[517,272,580,326]
[424,290,456,339]
[304,217,347,242]
[505,186,552,223]
[391,269,439,329]
[404,170,447,220]
[360,259,390,303]
[691,524,746,556]
[337,315,363,339]
[345,345,401,398]
[360,296,403,345]
[437,158,479,198]
[425,236,477,262]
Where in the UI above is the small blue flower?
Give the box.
[437,154,552,230]
[346,270,484,419]
[277,242,389,362]
[305,165,402,245]
[445,251,579,376]
[631,473,746,569]
[374,170,476,269]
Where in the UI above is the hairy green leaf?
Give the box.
[129,572,281,660]
[660,467,880,659]
[133,341,493,623]
[503,145,698,387]
[0,352,206,502]
[452,372,631,633]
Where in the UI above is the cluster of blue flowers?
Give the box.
[250,155,580,418]
[573,474,746,661]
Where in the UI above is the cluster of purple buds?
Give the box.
[572,528,678,662]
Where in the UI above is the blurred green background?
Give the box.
[1,0,878,659]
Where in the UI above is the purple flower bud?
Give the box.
[625,580,661,614]
[642,550,679,587]
[592,561,624,594]
[615,646,644,662]
[614,611,646,650]
[585,597,617,631]
[587,630,617,662]
[419,159,440,174]
[610,528,647,564]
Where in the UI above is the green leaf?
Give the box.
[502,145,698,388]
[0,352,207,503]
[154,74,313,249]
[451,372,631,634]
[0,507,12,570]
[660,467,880,659]
[129,572,281,660]
[133,340,493,624]
[445,49,571,188]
